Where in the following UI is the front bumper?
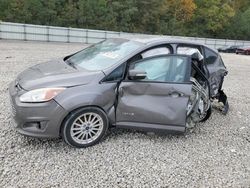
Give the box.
[9,81,68,138]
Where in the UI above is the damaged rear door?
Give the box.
[115,55,193,132]
[204,47,227,96]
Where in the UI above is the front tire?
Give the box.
[61,107,108,148]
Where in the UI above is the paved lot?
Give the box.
[0,40,249,188]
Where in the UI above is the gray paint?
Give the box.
[55,83,117,113]
[9,38,228,138]
[9,81,67,138]
[116,122,186,133]
[116,82,192,126]
[17,59,104,90]
[206,56,228,96]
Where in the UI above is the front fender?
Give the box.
[54,83,117,114]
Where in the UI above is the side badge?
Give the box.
[122,112,135,116]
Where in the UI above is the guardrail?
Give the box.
[1,21,250,49]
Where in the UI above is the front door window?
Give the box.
[130,55,190,83]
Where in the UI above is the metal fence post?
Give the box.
[86,29,88,44]
[105,31,107,39]
[67,28,70,43]
[23,24,27,41]
[0,22,2,40]
[46,26,49,42]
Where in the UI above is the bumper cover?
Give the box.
[9,81,68,138]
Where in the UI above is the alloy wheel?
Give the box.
[70,112,104,144]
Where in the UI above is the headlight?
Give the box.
[20,88,65,103]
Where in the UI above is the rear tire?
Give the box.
[61,107,108,148]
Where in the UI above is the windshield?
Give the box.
[67,39,143,71]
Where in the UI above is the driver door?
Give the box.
[115,55,193,132]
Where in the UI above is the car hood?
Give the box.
[17,58,104,90]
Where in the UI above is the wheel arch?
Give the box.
[59,105,108,137]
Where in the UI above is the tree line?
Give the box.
[0,0,250,40]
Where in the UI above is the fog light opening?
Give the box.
[23,121,47,130]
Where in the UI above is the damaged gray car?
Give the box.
[9,38,229,148]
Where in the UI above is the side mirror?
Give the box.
[128,69,147,80]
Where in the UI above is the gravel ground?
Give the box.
[0,40,249,188]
